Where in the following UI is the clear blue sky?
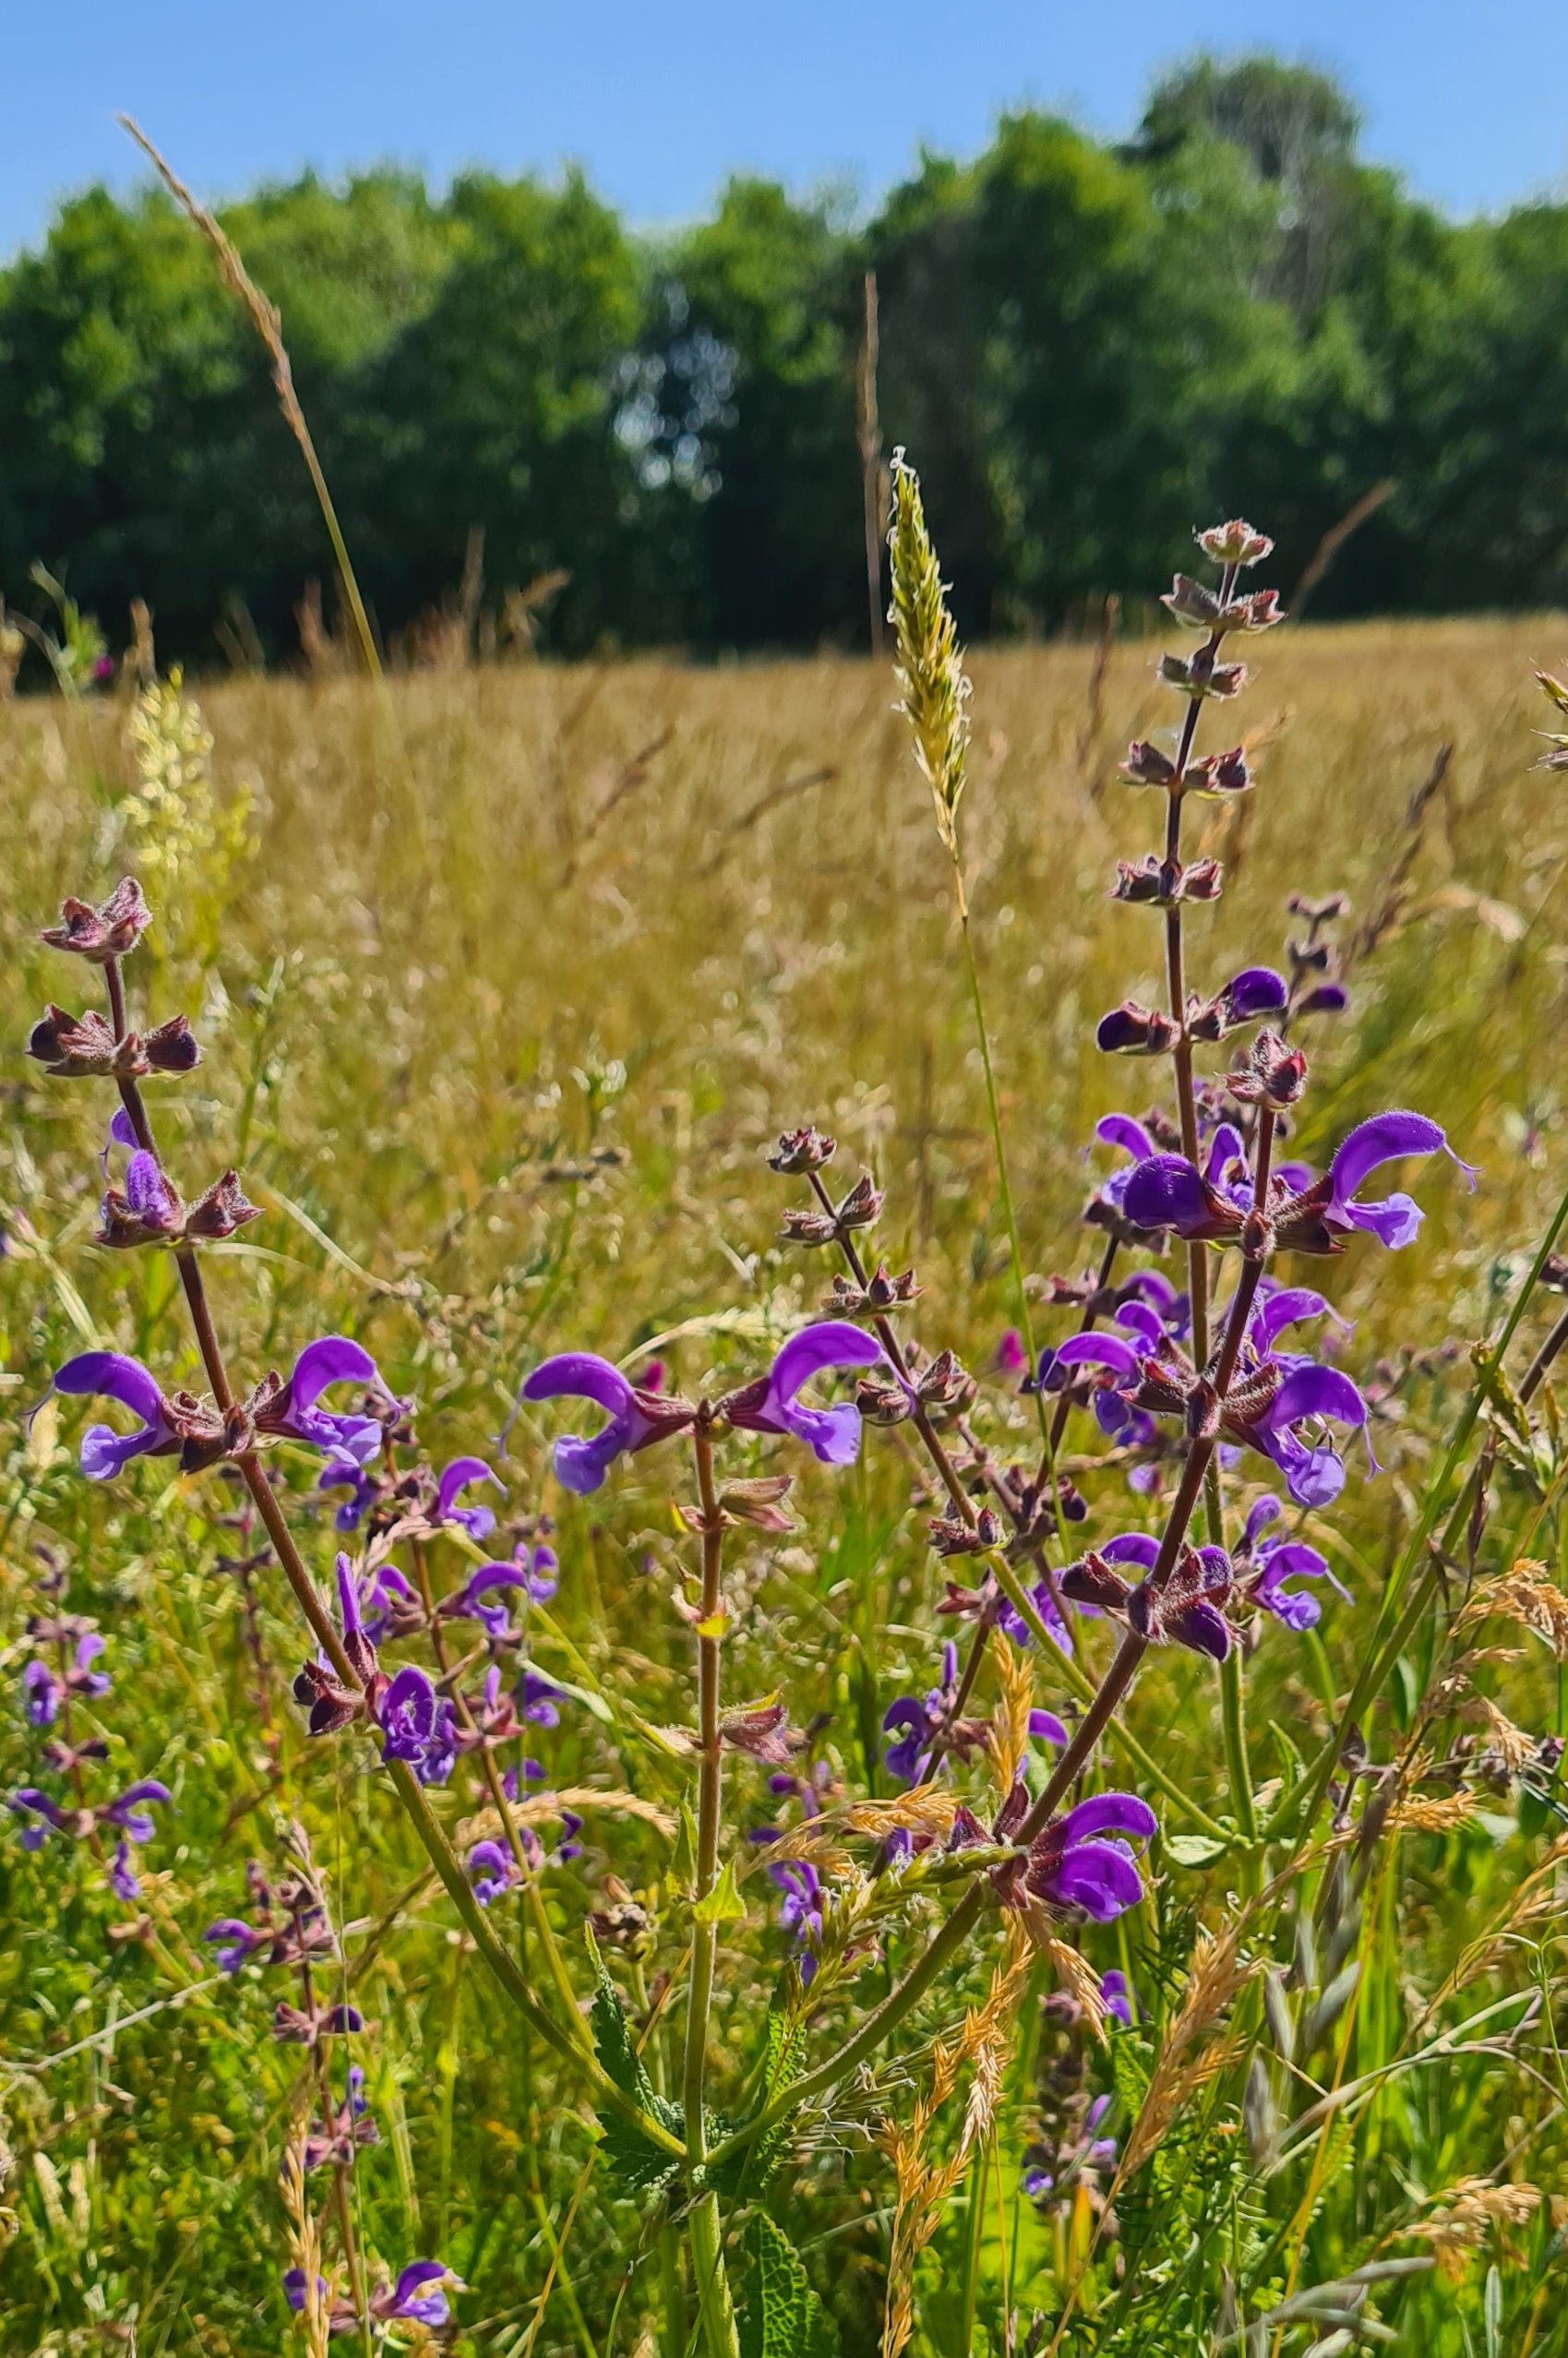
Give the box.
[9,0,1568,259]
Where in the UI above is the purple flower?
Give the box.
[108,1839,140,1904]
[9,1788,74,1847]
[466,1837,525,1905]
[995,1328,1029,1378]
[281,2269,326,2316]
[1321,1111,1478,1251]
[1027,1792,1157,1921]
[255,1337,394,1467]
[102,1779,173,1843]
[440,1555,543,1641]
[1101,1969,1132,2026]
[204,1915,270,1972]
[766,1858,823,1981]
[374,1667,457,1786]
[52,1352,179,1480]
[23,1659,61,1726]
[1029,1707,1070,1748]
[883,1641,963,1784]
[1233,1494,1350,1629]
[517,1665,563,1729]
[521,1353,684,1493]
[1240,1362,1371,1509]
[381,2262,453,2327]
[724,1322,884,1466]
[433,1455,501,1539]
[1122,1109,1474,1258]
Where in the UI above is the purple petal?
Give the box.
[1049,1838,1146,1921]
[781,1396,864,1466]
[1222,966,1289,1019]
[288,1336,384,1415]
[1113,1300,1167,1348]
[54,1351,166,1427]
[1251,1287,1344,1350]
[766,1322,882,1409]
[1268,1364,1367,1435]
[1027,1708,1068,1747]
[1241,1493,1283,1550]
[1167,1598,1231,1659]
[1056,1791,1157,1848]
[1100,1532,1160,1571]
[522,1351,635,1418]
[1095,1113,1156,1161]
[1121,1155,1210,1237]
[110,1107,138,1148]
[1051,1333,1143,1380]
[1203,1122,1246,1184]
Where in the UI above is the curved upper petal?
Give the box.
[1056,1791,1157,1847]
[1051,1333,1142,1380]
[1268,1363,1367,1434]
[288,1336,384,1414]
[1204,1121,1246,1183]
[54,1351,166,1427]
[766,1322,882,1409]
[1328,1111,1446,1206]
[1028,1708,1069,1747]
[1252,1287,1344,1351]
[521,1351,635,1418]
[1222,966,1289,1019]
[1100,1531,1160,1571]
[1095,1113,1156,1162]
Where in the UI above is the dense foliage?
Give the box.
[6,56,1568,666]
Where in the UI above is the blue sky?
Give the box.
[9,0,1567,258]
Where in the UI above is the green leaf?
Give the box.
[707,2002,808,2198]
[1164,1831,1231,1868]
[737,2213,838,2358]
[585,1930,684,2197]
[693,1858,747,1927]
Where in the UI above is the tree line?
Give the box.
[3,55,1568,670]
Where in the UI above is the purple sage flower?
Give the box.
[520,1352,692,1493]
[374,1667,457,1786]
[52,1353,179,1480]
[1233,1493,1351,1629]
[724,1321,884,1466]
[108,1838,140,1904]
[766,1857,824,1982]
[1026,1792,1157,1921]
[432,1455,501,1539]
[255,1336,395,1466]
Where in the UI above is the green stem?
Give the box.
[985,1551,1232,1841]
[684,1421,741,2358]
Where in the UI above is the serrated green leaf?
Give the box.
[706,2002,808,2198]
[669,1802,699,1898]
[585,1929,684,2197]
[737,2213,838,2358]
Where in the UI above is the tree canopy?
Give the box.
[2,55,1565,668]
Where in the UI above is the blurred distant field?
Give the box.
[3,618,1567,2352]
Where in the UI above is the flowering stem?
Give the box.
[409,1538,589,2049]
[95,958,676,2157]
[712,1242,1275,2173]
[805,1171,972,1517]
[983,1550,1231,1840]
[683,1418,741,2358]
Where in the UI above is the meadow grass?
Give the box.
[3,617,1568,2354]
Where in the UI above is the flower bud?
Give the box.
[40,878,151,964]
[1197,519,1274,568]
[1095,1001,1181,1057]
[768,1126,837,1174]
